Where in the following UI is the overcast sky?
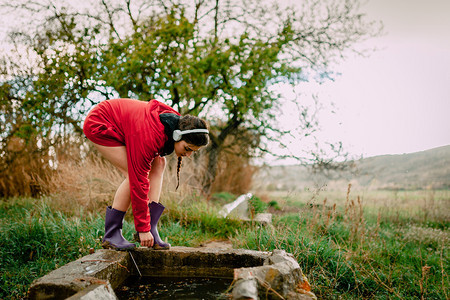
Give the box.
[276,0,450,162]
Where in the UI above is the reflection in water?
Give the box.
[115,276,232,299]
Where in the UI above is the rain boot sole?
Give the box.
[152,243,171,250]
[133,233,171,250]
[102,240,136,251]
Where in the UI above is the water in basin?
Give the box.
[115,275,232,299]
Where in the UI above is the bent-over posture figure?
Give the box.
[83,98,209,250]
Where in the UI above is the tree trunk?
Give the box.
[202,115,242,195]
[202,141,220,196]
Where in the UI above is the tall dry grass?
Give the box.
[43,152,124,213]
[43,148,189,214]
[42,142,257,213]
[1,132,258,215]
[0,136,53,198]
[210,151,258,195]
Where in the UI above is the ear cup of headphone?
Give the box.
[173,130,182,141]
[173,129,209,141]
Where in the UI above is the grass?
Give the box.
[0,195,243,299]
[233,186,449,299]
[0,197,104,298]
[0,187,448,299]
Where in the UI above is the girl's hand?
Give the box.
[139,231,154,247]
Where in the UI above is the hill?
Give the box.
[254,145,450,191]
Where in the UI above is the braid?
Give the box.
[176,156,182,190]
[174,115,208,190]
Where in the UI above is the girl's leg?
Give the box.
[92,143,130,211]
[91,143,135,250]
[147,157,170,249]
[113,177,131,212]
[148,156,166,203]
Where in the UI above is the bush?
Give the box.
[209,192,237,206]
[248,195,268,214]
[268,200,281,210]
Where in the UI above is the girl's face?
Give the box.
[174,140,202,157]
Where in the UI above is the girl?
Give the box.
[83,98,209,250]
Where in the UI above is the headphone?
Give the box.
[173,129,209,141]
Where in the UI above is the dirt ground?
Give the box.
[199,240,234,250]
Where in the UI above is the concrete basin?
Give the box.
[28,247,316,299]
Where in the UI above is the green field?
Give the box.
[0,188,448,299]
[258,188,449,299]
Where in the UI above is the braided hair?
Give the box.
[175,115,209,190]
[176,156,182,190]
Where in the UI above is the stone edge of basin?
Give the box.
[28,247,317,300]
[28,249,130,300]
[233,249,317,300]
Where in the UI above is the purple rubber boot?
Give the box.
[149,201,171,250]
[102,206,136,250]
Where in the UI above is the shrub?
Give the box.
[249,195,268,214]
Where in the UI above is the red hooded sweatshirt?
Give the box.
[83,98,180,232]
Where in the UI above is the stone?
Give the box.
[285,291,318,300]
[253,213,272,225]
[234,250,316,300]
[200,240,234,250]
[28,247,316,300]
[28,250,129,300]
[219,193,273,225]
[232,278,258,300]
[129,246,267,278]
[219,193,252,219]
[66,283,117,300]
[265,249,298,266]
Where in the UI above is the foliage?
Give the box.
[248,195,268,214]
[164,197,243,239]
[209,191,237,205]
[0,0,382,195]
[0,13,98,196]
[268,200,281,210]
